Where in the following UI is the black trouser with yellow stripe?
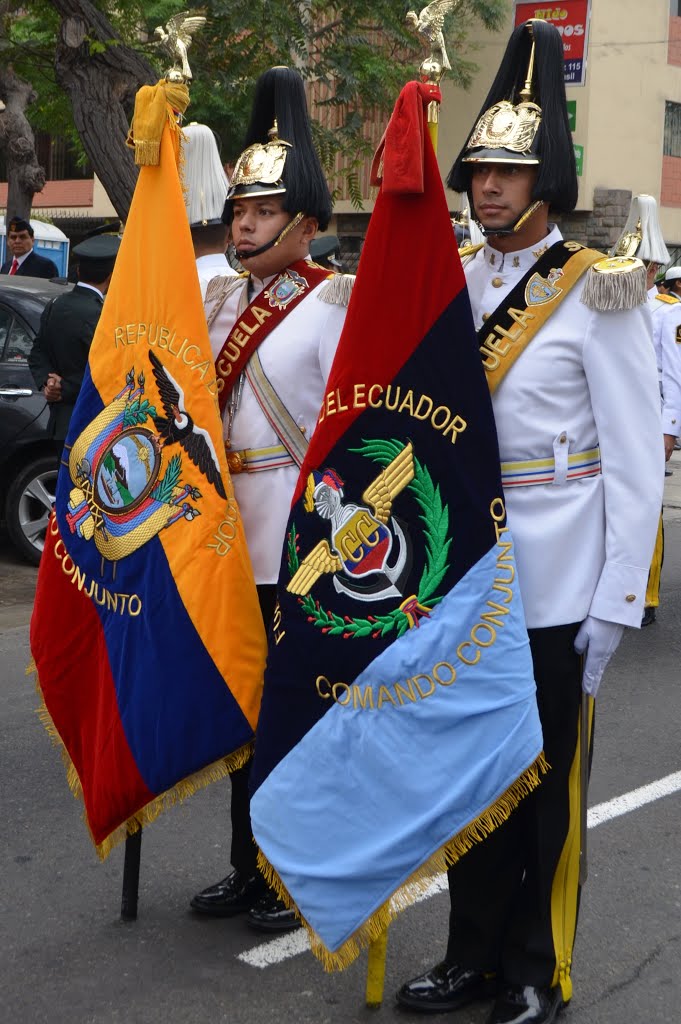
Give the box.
[446,623,588,1001]
[645,512,664,609]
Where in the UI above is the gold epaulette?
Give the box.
[204,271,248,305]
[458,242,484,260]
[655,292,680,304]
[318,273,355,307]
[581,255,648,312]
[458,242,484,270]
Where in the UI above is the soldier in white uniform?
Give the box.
[189,67,348,931]
[398,20,663,1024]
[611,196,681,624]
[182,121,236,298]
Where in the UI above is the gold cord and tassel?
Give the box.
[126,80,190,167]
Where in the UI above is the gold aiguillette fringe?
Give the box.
[30,659,253,861]
[256,752,549,972]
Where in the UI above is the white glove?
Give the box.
[574,616,624,698]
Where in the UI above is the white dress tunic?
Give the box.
[646,286,681,436]
[206,269,346,583]
[465,225,664,629]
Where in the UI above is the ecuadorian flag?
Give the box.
[30,82,266,858]
[250,82,545,967]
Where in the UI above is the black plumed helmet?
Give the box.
[447,20,577,214]
[224,66,332,231]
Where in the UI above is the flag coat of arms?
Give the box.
[30,82,266,858]
[249,81,546,968]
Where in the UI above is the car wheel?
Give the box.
[5,454,59,566]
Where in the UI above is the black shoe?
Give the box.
[190,870,263,917]
[487,984,565,1024]
[641,606,656,627]
[665,468,673,477]
[247,892,300,932]
[396,960,497,1013]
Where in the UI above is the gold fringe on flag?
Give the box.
[28,659,252,861]
[256,752,550,972]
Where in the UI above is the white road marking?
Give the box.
[587,769,681,828]
[238,771,681,969]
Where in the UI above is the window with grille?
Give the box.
[664,101,681,157]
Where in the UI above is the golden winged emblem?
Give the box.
[406,0,463,71]
[288,442,415,597]
[154,10,207,82]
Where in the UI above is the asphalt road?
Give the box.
[2,491,681,1024]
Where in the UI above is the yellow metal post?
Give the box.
[365,927,389,1009]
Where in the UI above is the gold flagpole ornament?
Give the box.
[154,10,207,83]
[406,0,462,150]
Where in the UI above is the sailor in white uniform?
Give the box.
[189,67,350,931]
[398,20,663,1024]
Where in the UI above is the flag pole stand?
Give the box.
[365,927,389,1009]
[120,826,142,921]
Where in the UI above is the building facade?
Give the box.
[330,0,681,264]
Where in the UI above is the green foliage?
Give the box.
[3,0,510,197]
[151,453,182,503]
[122,397,157,427]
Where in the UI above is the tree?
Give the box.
[4,0,510,219]
[0,4,47,219]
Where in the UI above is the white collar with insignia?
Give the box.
[482,224,563,275]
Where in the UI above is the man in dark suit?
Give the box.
[1,218,60,278]
[28,234,120,441]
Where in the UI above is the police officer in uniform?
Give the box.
[28,234,121,441]
[309,233,344,272]
[1,217,59,278]
[189,67,349,931]
[397,20,663,1024]
[182,122,237,298]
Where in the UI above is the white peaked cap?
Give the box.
[182,123,229,227]
[664,266,681,282]
[614,194,670,265]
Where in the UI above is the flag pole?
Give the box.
[120,827,142,920]
[363,12,449,1009]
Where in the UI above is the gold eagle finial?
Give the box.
[154,10,207,82]
[406,0,463,73]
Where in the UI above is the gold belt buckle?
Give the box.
[226,450,245,474]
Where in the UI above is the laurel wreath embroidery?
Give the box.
[286,438,451,639]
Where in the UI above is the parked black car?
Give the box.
[0,276,73,565]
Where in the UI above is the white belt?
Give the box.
[501,446,601,488]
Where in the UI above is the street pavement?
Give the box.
[1,464,681,1024]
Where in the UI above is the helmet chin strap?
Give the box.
[475,199,545,239]
[235,211,304,262]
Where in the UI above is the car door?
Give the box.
[0,302,50,445]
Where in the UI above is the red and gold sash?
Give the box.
[216,259,331,414]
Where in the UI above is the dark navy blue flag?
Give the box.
[250,81,544,969]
